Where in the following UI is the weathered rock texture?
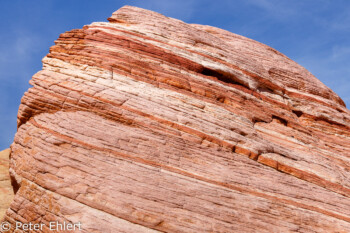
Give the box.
[0,149,14,219]
[3,5,350,232]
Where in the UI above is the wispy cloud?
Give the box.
[245,0,296,17]
[316,4,350,31]
[331,45,350,61]
[296,43,350,107]
[0,0,349,150]
[0,27,43,148]
[0,29,42,81]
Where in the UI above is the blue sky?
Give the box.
[0,0,349,149]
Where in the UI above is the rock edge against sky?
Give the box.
[1,5,350,232]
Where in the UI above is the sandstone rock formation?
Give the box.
[0,149,14,219]
[2,5,350,232]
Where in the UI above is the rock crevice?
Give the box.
[2,5,350,232]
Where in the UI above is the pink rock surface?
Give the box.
[0,149,13,220]
[3,5,350,232]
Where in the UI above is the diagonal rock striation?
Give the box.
[2,5,350,232]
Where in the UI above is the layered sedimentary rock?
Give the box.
[0,149,14,219]
[3,5,350,232]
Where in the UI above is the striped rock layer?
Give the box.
[3,5,350,233]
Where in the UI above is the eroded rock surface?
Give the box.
[3,6,350,232]
[0,149,14,220]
